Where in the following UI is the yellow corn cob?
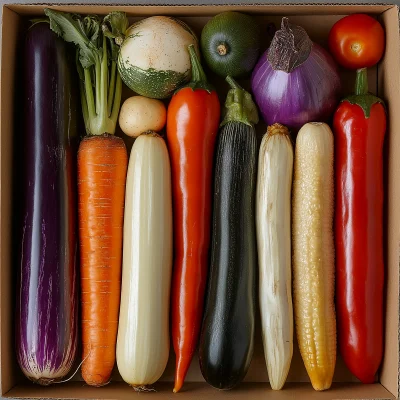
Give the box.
[292,122,336,391]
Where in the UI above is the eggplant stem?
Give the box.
[226,75,243,91]
[221,76,259,127]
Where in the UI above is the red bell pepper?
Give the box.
[333,67,386,383]
[166,44,220,393]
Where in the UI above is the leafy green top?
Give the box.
[44,9,129,135]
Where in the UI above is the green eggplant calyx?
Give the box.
[184,44,215,93]
[221,76,259,127]
[342,68,385,118]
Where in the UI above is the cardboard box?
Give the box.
[1,3,399,399]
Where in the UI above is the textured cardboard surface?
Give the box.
[1,3,399,400]
[4,382,397,399]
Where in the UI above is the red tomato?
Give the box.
[328,14,385,69]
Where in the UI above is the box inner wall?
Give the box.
[0,4,398,399]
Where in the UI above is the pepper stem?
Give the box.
[221,76,259,127]
[343,67,385,118]
[355,68,369,95]
[183,44,215,93]
[188,44,207,83]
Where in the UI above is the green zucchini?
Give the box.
[201,12,261,78]
[199,77,258,390]
[118,16,198,99]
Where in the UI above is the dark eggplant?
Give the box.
[16,23,78,385]
[199,77,258,390]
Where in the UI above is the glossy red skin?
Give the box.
[166,87,220,392]
[328,14,385,70]
[334,101,386,383]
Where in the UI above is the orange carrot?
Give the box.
[78,134,128,386]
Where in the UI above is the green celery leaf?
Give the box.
[102,12,128,60]
[84,15,101,46]
[103,11,128,38]
[44,8,100,69]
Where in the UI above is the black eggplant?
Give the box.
[199,77,258,390]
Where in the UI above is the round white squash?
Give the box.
[118,16,198,99]
[119,96,167,138]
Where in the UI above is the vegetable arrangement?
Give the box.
[17,7,388,394]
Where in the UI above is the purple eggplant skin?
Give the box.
[15,23,79,385]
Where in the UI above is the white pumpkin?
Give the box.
[118,16,198,99]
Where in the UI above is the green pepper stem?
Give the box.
[188,44,207,83]
[355,68,369,96]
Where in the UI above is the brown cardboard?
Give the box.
[3,382,397,399]
[0,3,399,399]
[376,6,400,396]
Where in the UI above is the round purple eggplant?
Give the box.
[16,22,78,385]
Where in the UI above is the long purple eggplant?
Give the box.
[16,23,78,385]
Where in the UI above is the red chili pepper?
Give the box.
[333,67,385,383]
[166,44,220,393]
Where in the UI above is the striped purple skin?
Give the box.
[16,23,78,384]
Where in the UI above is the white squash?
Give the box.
[256,123,294,390]
[118,16,198,99]
[116,133,173,387]
[119,96,166,138]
